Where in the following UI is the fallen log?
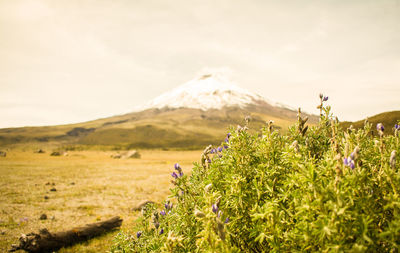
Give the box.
[9,216,122,253]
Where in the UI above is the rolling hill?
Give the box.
[0,73,319,150]
[340,111,400,135]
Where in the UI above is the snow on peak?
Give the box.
[142,73,271,111]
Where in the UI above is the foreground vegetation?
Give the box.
[0,150,200,252]
[112,97,400,252]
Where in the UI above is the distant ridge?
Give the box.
[340,111,400,135]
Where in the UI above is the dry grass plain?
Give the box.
[0,149,201,252]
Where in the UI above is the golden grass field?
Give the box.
[0,149,201,252]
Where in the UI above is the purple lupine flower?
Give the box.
[210,149,215,154]
[225,137,229,143]
[171,172,178,179]
[160,210,166,216]
[217,147,223,152]
[223,144,228,149]
[343,157,349,166]
[212,204,218,214]
[377,123,384,132]
[174,163,180,170]
[343,157,355,169]
[179,171,184,177]
[137,231,142,238]
[323,96,328,102]
[395,124,400,130]
[159,228,164,235]
[227,133,231,138]
[224,218,229,224]
[207,158,211,164]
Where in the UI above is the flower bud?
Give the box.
[217,219,226,241]
[194,210,205,218]
[390,150,396,169]
[291,140,299,153]
[212,204,218,214]
[204,183,212,193]
[350,146,360,161]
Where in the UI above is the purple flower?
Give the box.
[225,137,229,143]
[223,144,228,149]
[160,210,166,216]
[227,133,231,138]
[377,123,384,132]
[395,124,400,130]
[174,163,180,170]
[159,228,164,235]
[212,204,218,214]
[343,157,355,169]
[224,218,229,224]
[179,171,184,177]
[137,231,142,238]
[171,172,178,179]
[323,96,328,102]
[217,147,223,152]
[210,149,215,154]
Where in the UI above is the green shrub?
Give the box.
[112,97,400,252]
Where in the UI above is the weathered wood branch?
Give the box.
[9,216,122,253]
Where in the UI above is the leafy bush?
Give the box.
[112,97,400,252]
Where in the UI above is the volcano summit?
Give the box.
[143,73,270,111]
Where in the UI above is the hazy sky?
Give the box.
[1,0,399,128]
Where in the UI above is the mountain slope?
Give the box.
[340,111,400,135]
[0,74,318,149]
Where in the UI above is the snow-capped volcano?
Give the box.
[143,73,273,111]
